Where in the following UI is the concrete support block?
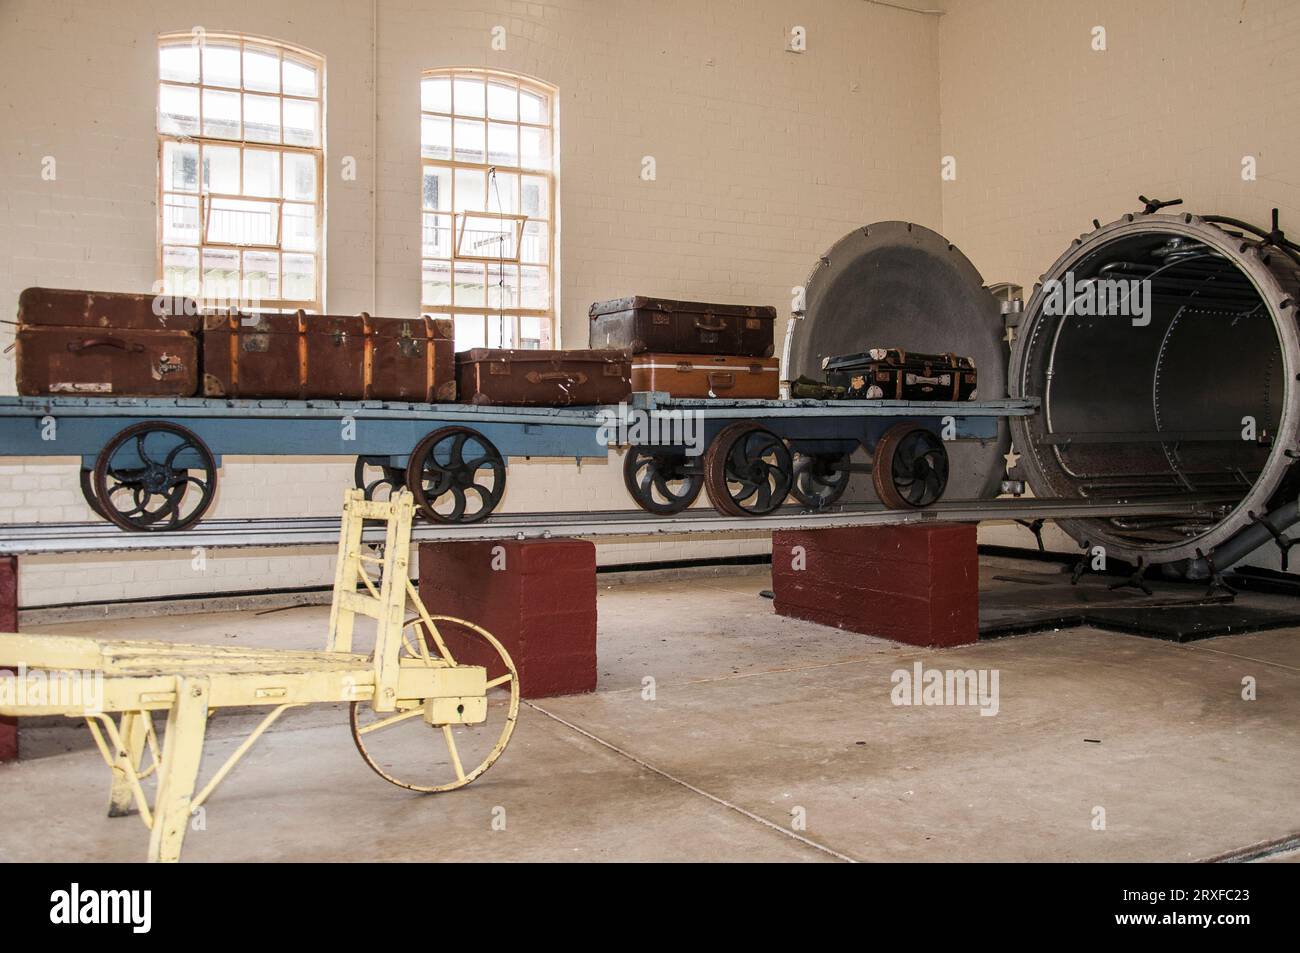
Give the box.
[772,523,978,647]
[419,539,597,698]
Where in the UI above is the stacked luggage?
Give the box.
[790,347,978,401]
[589,296,779,399]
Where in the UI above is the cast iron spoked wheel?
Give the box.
[622,446,703,515]
[354,456,406,502]
[79,468,109,520]
[872,423,949,509]
[349,614,520,793]
[92,422,218,532]
[791,452,852,510]
[703,421,794,517]
[405,426,506,524]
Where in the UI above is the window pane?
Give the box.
[162,194,200,244]
[243,48,280,93]
[487,314,517,349]
[423,166,451,212]
[243,148,280,197]
[453,76,485,117]
[282,99,318,146]
[521,175,549,220]
[422,259,452,306]
[242,250,280,301]
[282,253,315,300]
[454,314,486,350]
[421,115,451,160]
[521,265,548,309]
[202,144,240,193]
[202,87,241,139]
[283,152,316,201]
[163,141,199,193]
[453,262,486,307]
[454,169,485,212]
[453,118,485,163]
[202,43,241,88]
[159,84,199,136]
[520,220,549,264]
[487,264,519,309]
[487,122,518,167]
[423,213,452,258]
[282,203,316,251]
[282,57,318,97]
[487,81,517,121]
[159,44,199,84]
[486,171,518,214]
[520,126,550,170]
[202,248,241,302]
[207,196,278,245]
[422,76,451,113]
[519,316,551,349]
[519,88,548,124]
[163,245,199,296]
[243,94,281,143]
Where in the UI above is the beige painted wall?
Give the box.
[0,0,943,606]
[939,0,1300,558]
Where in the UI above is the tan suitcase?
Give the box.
[630,353,779,398]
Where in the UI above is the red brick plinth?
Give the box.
[418,539,597,698]
[1,556,17,761]
[772,523,978,647]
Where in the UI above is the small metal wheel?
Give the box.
[703,421,793,517]
[791,452,852,510]
[354,456,406,502]
[92,421,218,531]
[349,615,519,793]
[623,447,703,515]
[405,426,506,523]
[872,422,949,508]
[79,468,109,520]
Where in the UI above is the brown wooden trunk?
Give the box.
[631,353,779,398]
[366,316,455,403]
[202,311,368,400]
[456,349,631,406]
[589,296,776,357]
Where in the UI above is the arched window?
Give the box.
[157,32,324,311]
[420,69,557,349]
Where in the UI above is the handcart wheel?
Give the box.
[405,426,506,524]
[702,421,793,517]
[623,447,703,515]
[791,452,852,510]
[872,423,949,508]
[349,615,519,793]
[79,468,109,520]
[92,421,218,532]
[354,456,406,502]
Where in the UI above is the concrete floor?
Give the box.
[2,556,1298,862]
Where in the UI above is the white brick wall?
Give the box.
[0,0,942,606]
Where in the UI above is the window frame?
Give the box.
[156,31,325,312]
[419,67,558,350]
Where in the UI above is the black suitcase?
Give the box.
[823,348,977,401]
[589,296,775,357]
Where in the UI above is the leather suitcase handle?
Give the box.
[67,336,144,354]
[694,316,728,332]
[707,371,736,389]
[526,370,589,386]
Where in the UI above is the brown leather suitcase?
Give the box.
[15,287,200,396]
[589,296,776,357]
[456,349,631,406]
[824,348,977,401]
[367,316,456,403]
[203,310,368,399]
[631,353,779,399]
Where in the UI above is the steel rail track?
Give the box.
[0,495,1235,556]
